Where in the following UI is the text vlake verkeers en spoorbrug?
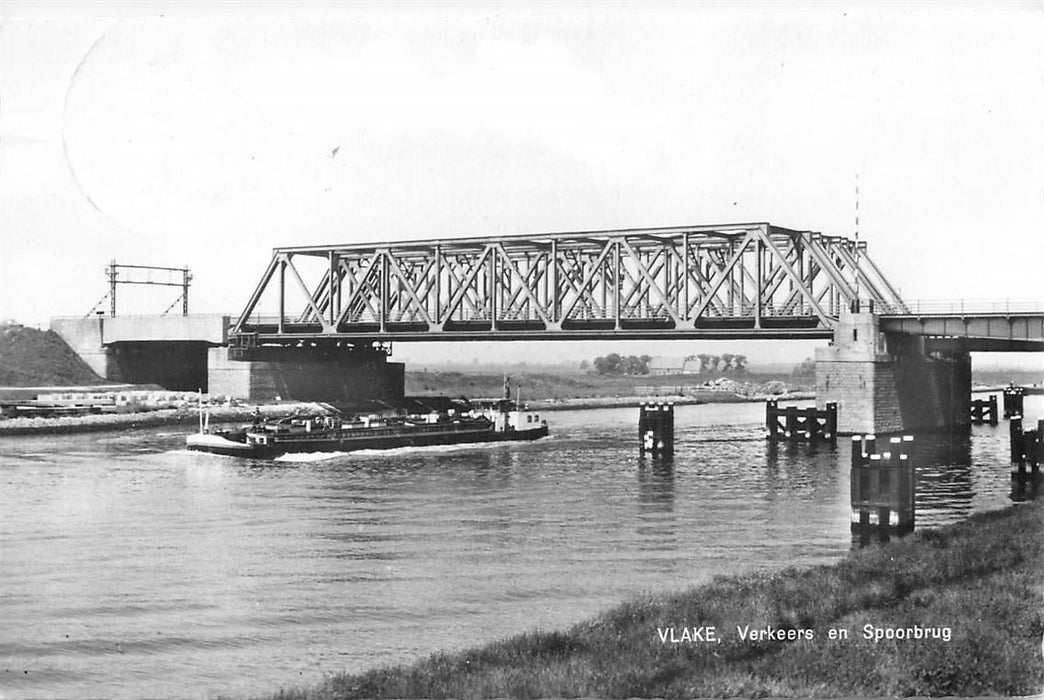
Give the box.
[656,624,953,644]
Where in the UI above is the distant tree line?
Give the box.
[685,353,747,373]
[590,353,652,376]
[585,352,749,375]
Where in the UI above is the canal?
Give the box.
[1,397,1038,698]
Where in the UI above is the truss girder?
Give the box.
[232,223,905,340]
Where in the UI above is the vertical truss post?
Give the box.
[755,235,763,329]
[334,258,342,322]
[489,247,497,330]
[794,238,803,315]
[806,244,815,317]
[682,232,690,322]
[614,240,621,330]
[380,251,388,334]
[278,256,286,334]
[661,243,669,318]
[738,240,746,316]
[730,240,738,314]
[328,251,337,328]
[434,245,442,328]
[541,250,549,321]
[551,239,559,324]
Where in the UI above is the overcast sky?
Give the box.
[1,1,1042,367]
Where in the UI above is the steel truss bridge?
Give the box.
[232,222,907,347]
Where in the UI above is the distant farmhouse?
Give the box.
[647,356,700,376]
[646,353,747,375]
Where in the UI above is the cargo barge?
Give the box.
[186,399,548,459]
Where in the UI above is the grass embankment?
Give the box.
[269,500,1043,699]
[0,323,106,386]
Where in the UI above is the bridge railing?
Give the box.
[877,299,1044,316]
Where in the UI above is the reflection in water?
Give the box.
[636,457,675,512]
[850,461,915,546]
[915,431,973,470]
[1010,473,1041,502]
[764,440,842,504]
[635,457,677,555]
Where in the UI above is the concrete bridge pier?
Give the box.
[815,307,971,435]
[208,345,404,406]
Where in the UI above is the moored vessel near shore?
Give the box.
[186,398,548,459]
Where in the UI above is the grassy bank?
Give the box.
[405,369,808,402]
[0,323,107,386]
[268,500,1043,699]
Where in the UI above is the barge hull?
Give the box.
[188,425,548,459]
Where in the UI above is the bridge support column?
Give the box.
[207,346,405,406]
[815,309,971,435]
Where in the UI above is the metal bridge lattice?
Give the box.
[232,222,905,344]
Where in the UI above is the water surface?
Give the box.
[1,398,1034,698]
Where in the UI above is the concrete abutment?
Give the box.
[50,316,405,405]
[816,310,971,435]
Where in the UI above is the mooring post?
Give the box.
[765,402,837,444]
[897,450,915,533]
[874,449,892,542]
[1004,387,1025,419]
[784,406,797,439]
[887,437,902,466]
[638,402,649,455]
[989,394,998,425]
[639,403,674,458]
[766,399,778,438]
[1037,420,1044,474]
[851,436,915,541]
[902,434,915,463]
[803,407,816,441]
[664,403,675,456]
[1010,415,1024,468]
[851,435,863,467]
[1025,428,1040,473]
